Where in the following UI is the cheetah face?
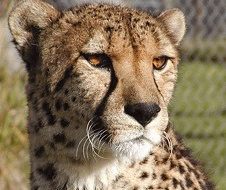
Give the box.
[9,1,185,161]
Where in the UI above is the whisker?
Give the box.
[76,134,89,159]
[83,135,91,160]
[91,130,109,159]
[98,132,112,153]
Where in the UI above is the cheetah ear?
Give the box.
[8,0,60,52]
[157,9,186,45]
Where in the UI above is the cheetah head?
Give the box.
[9,0,185,162]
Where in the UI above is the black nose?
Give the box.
[124,103,161,127]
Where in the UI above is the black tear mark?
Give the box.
[55,65,73,92]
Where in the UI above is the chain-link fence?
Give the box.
[129,0,226,63]
[45,0,226,62]
[0,0,225,189]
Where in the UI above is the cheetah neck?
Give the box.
[59,156,134,190]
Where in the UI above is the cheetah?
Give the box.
[8,0,215,189]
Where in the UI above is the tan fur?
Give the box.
[9,0,214,189]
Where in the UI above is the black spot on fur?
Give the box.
[170,160,176,169]
[45,85,50,96]
[33,186,39,190]
[147,186,153,189]
[174,146,182,159]
[42,102,56,125]
[146,21,152,27]
[37,163,56,181]
[165,123,171,133]
[48,115,56,125]
[132,187,138,190]
[185,174,193,187]
[154,156,160,165]
[115,175,124,182]
[162,157,168,164]
[161,173,169,181]
[180,148,191,158]
[66,141,76,148]
[60,118,70,128]
[35,146,45,158]
[42,102,50,112]
[33,119,44,133]
[140,157,148,165]
[152,173,157,180]
[55,99,62,111]
[104,26,114,32]
[173,178,179,188]
[140,172,149,179]
[72,97,76,102]
[186,164,200,179]
[73,21,81,27]
[53,133,66,144]
[49,142,56,150]
[63,103,70,111]
[64,89,69,95]
[149,152,154,156]
[179,164,185,174]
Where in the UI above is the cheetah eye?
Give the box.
[82,53,112,69]
[153,56,169,70]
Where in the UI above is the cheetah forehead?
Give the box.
[58,4,177,57]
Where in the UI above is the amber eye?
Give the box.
[82,53,112,69]
[153,56,169,70]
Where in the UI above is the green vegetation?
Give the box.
[170,62,226,189]
[0,61,225,189]
[0,65,29,190]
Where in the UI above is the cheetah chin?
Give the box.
[112,136,157,161]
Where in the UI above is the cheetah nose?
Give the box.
[124,103,161,127]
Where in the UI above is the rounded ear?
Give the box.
[8,0,60,51]
[157,8,186,45]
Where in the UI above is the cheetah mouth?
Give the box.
[115,135,157,147]
[87,116,162,159]
[111,135,155,160]
[132,135,151,143]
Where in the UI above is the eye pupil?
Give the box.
[82,53,112,69]
[89,56,101,65]
[153,56,169,70]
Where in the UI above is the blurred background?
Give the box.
[0,0,225,189]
